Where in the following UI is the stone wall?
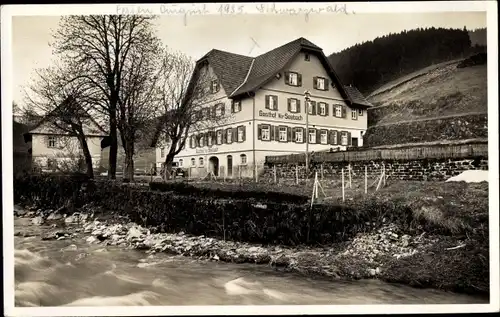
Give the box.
[262,141,488,182]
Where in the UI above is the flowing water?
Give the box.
[12,217,487,306]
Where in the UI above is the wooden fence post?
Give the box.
[341,168,345,202]
[295,165,299,185]
[364,165,368,194]
[348,164,352,189]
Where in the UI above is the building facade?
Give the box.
[27,119,106,173]
[155,37,373,179]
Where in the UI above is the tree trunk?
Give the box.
[76,133,94,179]
[108,110,118,180]
[163,151,175,181]
[123,142,135,182]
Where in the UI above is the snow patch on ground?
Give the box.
[446,170,488,183]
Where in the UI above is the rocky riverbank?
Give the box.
[14,203,452,284]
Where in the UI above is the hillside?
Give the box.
[363,59,487,147]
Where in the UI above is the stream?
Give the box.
[13,217,487,306]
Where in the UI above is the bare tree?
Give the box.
[51,15,160,180]
[153,50,229,180]
[24,62,105,179]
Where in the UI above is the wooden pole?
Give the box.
[364,165,368,194]
[320,164,324,180]
[383,163,386,187]
[310,174,316,209]
[315,172,319,199]
[341,168,345,202]
[273,165,277,183]
[348,164,352,189]
[296,165,299,185]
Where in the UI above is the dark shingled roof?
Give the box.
[193,37,373,108]
[199,49,254,96]
[343,86,373,107]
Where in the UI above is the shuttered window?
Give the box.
[295,128,304,143]
[308,128,316,144]
[335,105,342,117]
[237,125,245,142]
[320,130,328,144]
[285,71,302,87]
[265,95,279,111]
[261,125,270,141]
[341,132,349,145]
[278,126,287,142]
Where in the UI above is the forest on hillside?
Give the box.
[328,27,481,94]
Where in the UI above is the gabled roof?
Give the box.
[28,96,107,136]
[343,86,374,107]
[194,37,372,108]
[198,49,254,96]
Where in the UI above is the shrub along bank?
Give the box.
[14,175,489,296]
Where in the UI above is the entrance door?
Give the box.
[209,156,219,176]
[227,155,233,177]
[351,137,359,147]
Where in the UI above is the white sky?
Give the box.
[12,12,486,105]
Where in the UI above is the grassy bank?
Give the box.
[14,175,489,297]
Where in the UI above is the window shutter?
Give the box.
[342,106,347,118]
[311,101,316,115]
[242,126,246,142]
[328,130,333,145]
[222,129,227,144]
[300,127,305,143]
[287,126,292,142]
[325,103,329,116]
[231,102,235,113]
[337,130,342,145]
[296,99,301,113]
[316,129,321,144]
[270,125,275,141]
[232,127,237,142]
[284,72,290,85]
[297,73,302,86]
[265,95,270,109]
[273,96,278,110]
[221,104,225,117]
[212,105,217,118]
[215,81,220,93]
[287,98,291,112]
[275,126,280,141]
[348,132,352,146]
[257,124,262,140]
[313,77,318,89]
[324,78,330,91]
[215,130,220,145]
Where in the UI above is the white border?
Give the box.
[2,2,499,316]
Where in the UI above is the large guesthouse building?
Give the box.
[155,37,373,179]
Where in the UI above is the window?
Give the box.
[160,147,165,158]
[317,78,325,90]
[47,158,57,170]
[351,109,358,120]
[261,125,270,141]
[309,129,316,144]
[295,129,303,143]
[216,103,224,117]
[289,99,297,113]
[199,157,204,166]
[320,130,328,144]
[207,132,213,146]
[319,103,326,116]
[199,134,204,147]
[266,95,278,110]
[358,109,363,116]
[211,80,219,93]
[232,101,242,113]
[237,126,245,142]
[332,131,338,145]
[179,159,183,167]
[191,158,196,166]
[307,101,314,115]
[289,72,298,86]
[47,136,57,148]
[304,53,310,61]
[216,130,222,144]
[226,128,232,143]
[335,105,342,117]
[240,154,247,165]
[279,127,287,142]
[341,132,348,146]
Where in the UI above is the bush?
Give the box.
[148,181,310,204]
